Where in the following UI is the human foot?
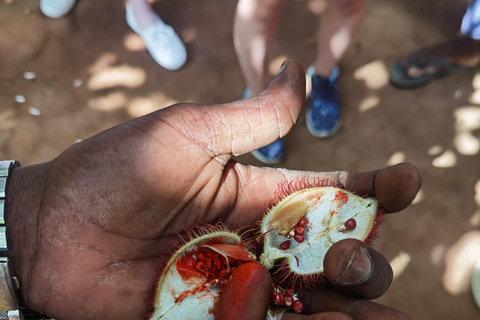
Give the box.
[126,2,186,70]
[390,36,480,88]
[306,66,342,138]
[40,0,76,18]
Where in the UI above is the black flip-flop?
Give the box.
[389,50,471,89]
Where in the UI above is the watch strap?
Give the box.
[0,161,20,259]
[0,162,46,319]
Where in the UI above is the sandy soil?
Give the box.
[1,0,480,319]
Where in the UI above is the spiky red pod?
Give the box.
[259,185,384,287]
[149,226,256,320]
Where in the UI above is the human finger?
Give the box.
[223,163,421,228]
[323,239,392,299]
[301,288,410,320]
[338,163,421,213]
[282,311,353,320]
[156,60,305,162]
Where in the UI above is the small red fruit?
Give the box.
[196,251,206,261]
[294,226,305,235]
[293,234,305,243]
[292,300,304,313]
[273,292,284,306]
[284,295,293,307]
[297,217,309,227]
[344,218,357,230]
[280,241,291,250]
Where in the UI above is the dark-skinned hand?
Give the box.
[6,60,420,320]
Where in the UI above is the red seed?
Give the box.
[195,261,206,272]
[280,241,291,250]
[284,295,293,307]
[205,250,213,257]
[294,226,305,235]
[214,256,223,270]
[284,288,294,296]
[184,255,196,268]
[297,217,309,227]
[271,290,277,302]
[293,234,305,243]
[344,218,357,230]
[219,267,231,278]
[292,300,304,313]
[273,292,284,306]
[205,257,213,270]
[196,251,206,261]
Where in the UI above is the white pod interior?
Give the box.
[260,187,378,275]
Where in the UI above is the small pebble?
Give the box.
[14,95,26,103]
[28,107,41,116]
[23,72,36,80]
[73,79,83,88]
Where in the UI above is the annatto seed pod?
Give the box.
[259,186,383,286]
[150,226,257,320]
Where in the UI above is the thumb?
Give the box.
[160,60,306,159]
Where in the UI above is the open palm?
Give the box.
[7,61,420,320]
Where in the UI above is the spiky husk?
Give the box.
[259,183,383,288]
[149,224,255,320]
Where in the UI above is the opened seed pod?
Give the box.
[259,186,383,286]
[150,227,257,320]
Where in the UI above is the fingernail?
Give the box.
[277,60,289,75]
[338,246,372,285]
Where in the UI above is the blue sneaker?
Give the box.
[306,66,342,138]
[243,87,285,164]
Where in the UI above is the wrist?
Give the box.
[5,163,50,310]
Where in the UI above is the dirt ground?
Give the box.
[1,0,480,319]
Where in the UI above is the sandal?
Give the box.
[389,50,471,89]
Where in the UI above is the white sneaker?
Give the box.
[40,0,76,19]
[126,4,187,71]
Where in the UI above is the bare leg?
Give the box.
[314,0,368,77]
[128,0,158,29]
[234,0,287,97]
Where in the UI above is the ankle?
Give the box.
[128,0,159,29]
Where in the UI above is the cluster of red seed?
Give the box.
[181,248,235,286]
[280,217,309,250]
[271,286,304,313]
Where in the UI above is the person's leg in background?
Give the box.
[307,0,368,138]
[40,0,187,70]
[233,0,288,164]
[389,0,480,88]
